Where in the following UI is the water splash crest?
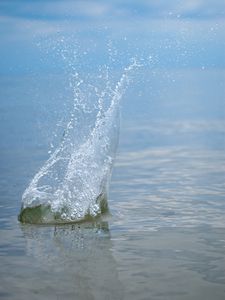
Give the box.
[19,57,139,224]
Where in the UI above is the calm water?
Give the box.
[1,1,225,299]
[0,69,225,300]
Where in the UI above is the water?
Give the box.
[19,58,139,224]
[1,1,225,299]
[1,69,224,300]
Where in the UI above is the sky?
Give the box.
[0,0,225,74]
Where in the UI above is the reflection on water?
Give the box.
[0,67,225,299]
[1,116,225,299]
[17,221,124,300]
[21,221,110,256]
[110,227,225,300]
[1,219,225,300]
[110,120,225,231]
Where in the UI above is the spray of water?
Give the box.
[19,49,139,224]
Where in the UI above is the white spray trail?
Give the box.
[21,58,140,222]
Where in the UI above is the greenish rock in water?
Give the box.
[19,205,57,224]
[18,193,109,224]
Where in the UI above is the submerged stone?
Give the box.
[18,205,60,224]
[18,193,109,224]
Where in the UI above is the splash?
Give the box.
[19,53,139,224]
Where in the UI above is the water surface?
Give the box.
[0,1,225,299]
[1,69,225,299]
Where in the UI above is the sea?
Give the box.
[0,1,225,299]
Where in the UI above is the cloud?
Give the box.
[0,0,113,20]
[26,1,112,18]
[0,0,224,21]
[0,15,60,42]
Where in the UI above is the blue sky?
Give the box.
[0,0,224,74]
